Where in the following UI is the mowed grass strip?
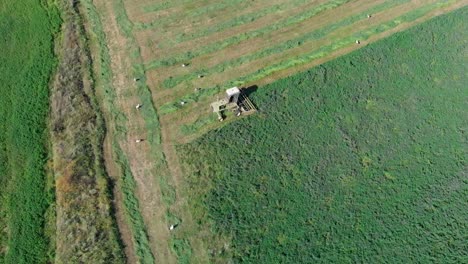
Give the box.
[172,0,313,42]
[135,0,291,34]
[135,0,246,29]
[179,7,468,262]
[82,0,155,262]
[156,0,383,74]
[115,0,179,219]
[0,0,60,262]
[158,0,458,115]
[141,0,195,13]
[232,0,459,86]
[146,1,376,101]
[136,0,325,57]
[114,144,155,264]
[145,0,353,70]
[160,0,408,89]
[109,0,185,262]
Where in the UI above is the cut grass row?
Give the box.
[113,145,155,264]
[158,0,457,115]
[232,0,457,86]
[172,0,313,42]
[161,0,409,89]
[145,0,353,70]
[141,0,209,14]
[136,0,246,30]
[0,1,60,263]
[178,7,468,262]
[113,0,178,212]
[180,115,218,136]
[81,0,154,262]
[51,1,125,262]
[112,1,192,263]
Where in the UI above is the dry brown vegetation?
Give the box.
[50,1,124,263]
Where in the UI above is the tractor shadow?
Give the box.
[241,85,259,111]
[243,85,258,97]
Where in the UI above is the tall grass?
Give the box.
[179,7,468,262]
[113,144,155,264]
[0,1,60,263]
[50,1,125,262]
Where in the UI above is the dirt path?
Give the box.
[81,1,137,262]
[93,0,176,263]
[103,132,138,264]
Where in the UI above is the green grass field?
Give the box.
[0,0,60,263]
[179,7,468,263]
